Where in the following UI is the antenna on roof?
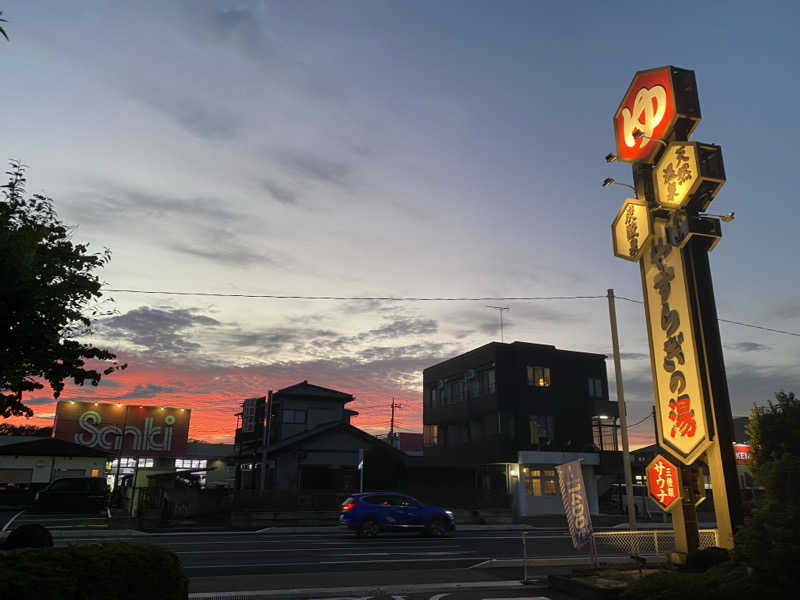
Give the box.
[486,306,510,343]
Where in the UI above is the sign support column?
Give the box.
[685,236,744,547]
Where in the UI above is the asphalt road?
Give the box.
[37,527,592,597]
[52,528,587,574]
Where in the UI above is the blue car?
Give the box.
[339,492,455,537]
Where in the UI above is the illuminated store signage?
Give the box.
[53,401,190,457]
[655,141,726,211]
[613,66,701,164]
[612,198,651,261]
[641,219,711,465]
[647,455,682,511]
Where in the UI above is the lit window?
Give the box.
[527,366,551,387]
[524,465,558,496]
[423,424,439,447]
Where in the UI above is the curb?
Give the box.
[472,555,668,569]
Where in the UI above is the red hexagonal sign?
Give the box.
[646,455,682,512]
[613,66,700,164]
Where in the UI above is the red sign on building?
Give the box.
[53,401,191,457]
[613,66,701,164]
[734,444,751,465]
[646,455,682,511]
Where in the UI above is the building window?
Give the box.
[110,457,138,469]
[470,377,480,398]
[588,377,603,398]
[523,467,558,496]
[175,459,208,470]
[488,369,496,393]
[423,424,439,447]
[592,416,619,451]
[431,387,438,408]
[499,411,516,439]
[529,416,554,447]
[283,409,307,424]
[450,380,463,404]
[527,366,551,387]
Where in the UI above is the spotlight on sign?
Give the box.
[605,153,618,163]
[633,130,667,148]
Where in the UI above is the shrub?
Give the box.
[734,503,800,594]
[622,561,776,600]
[1,524,53,549]
[0,542,188,600]
[683,546,729,573]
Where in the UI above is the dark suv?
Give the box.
[32,477,110,514]
[339,492,455,537]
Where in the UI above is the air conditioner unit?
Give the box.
[465,369,476,380]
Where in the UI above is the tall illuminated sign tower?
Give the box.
[609,66,742,553]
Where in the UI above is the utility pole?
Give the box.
[259,391,273,494]
[486,306,510,342]
[607,289,637,530]
[389,398,402,447]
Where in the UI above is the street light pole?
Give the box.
[607,289,637,530]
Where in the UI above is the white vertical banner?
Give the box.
[556,459,593,549]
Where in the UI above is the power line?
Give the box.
[615,295,800,338]
[627,413,652,428]
[101,287,800,337]
[102,289,604,302]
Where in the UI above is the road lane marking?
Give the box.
[182,556,493,569]
[187,579,525,599]
[1,510,26,532]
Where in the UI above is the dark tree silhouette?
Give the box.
[1,161,125,418]
[1,11,8,42]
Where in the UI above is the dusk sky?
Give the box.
[2,1,798,445]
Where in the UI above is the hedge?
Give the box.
[622,560,784,600]
[0,542,188,600]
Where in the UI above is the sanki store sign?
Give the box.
[53,401,191,457]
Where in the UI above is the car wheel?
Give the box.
[428,518,448,537]
[358,519,379,538]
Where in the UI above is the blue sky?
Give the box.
[2,1,798,442]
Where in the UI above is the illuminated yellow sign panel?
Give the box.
[612,199,651,262]
[641,218,711,465]
[655,141,726,211]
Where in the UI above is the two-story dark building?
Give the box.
[422,341,620,516]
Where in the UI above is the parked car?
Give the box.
[32,477,110,514]
[339,492,455,537]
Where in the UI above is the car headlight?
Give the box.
[445,510,454,518]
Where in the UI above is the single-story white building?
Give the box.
[512,451,600,517]
[0,436,110,490]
